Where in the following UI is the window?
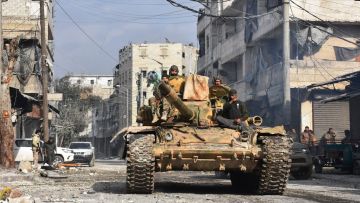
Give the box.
[206,35,210,49]
[140,48,147,57]
[143,91,147,99]
[141,70,147,78]
[182,65,186,70]
[160,48,168,57]
[107,80,112,86]
[77,80,81,84]
[182,52,185,58]
[90,80,94,85]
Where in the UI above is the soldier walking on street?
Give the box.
[32,129,41,170]
[44,137,56,167]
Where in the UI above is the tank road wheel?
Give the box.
[257,136,292,195]
[126,134,155,194]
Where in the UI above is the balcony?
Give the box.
[251,6,282,43]
[221,30,246,63]
[197,14,210,35]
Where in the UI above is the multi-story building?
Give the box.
[197,0,360,139]
[3,0,55,138]
[114,43,198,130]
[67,75,114,99]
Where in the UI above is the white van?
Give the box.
[13,138,75,164]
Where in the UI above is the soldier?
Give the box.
[150,73,172,123]
[168,65,185,95]
[216,89,249,129]
[32,129,41,170]
[209,77,231,109]
[159,73,171,121]
[44,137,56,167]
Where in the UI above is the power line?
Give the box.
[292,0,360,19]
[56,0,117,62]
[165,0,280,20]
[290,0,360,42]
[289,8,360,91]
[291,17,359,47]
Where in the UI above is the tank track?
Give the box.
[126,134,155,194]
[257,135,292,195]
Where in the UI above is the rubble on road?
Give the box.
[17,161,32,174]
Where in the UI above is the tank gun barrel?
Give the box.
[158,81,196,121]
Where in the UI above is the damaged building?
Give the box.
[3,0,56,138]
[197,0,360,139]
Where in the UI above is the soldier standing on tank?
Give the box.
[168,65,185,95]
[209,77,231,109]
[159,73,171,121]
[216,89,249,129]
[151,73,172,122]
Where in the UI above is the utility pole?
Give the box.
[40,0,49,142]
[283,0,291,125]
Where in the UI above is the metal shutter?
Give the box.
[313,101,349,141]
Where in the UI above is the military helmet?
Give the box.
[169,65,179,73]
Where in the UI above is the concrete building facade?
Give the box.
[3,0,55,138]
[114,43,198,130]
[197,0,360,139]
[67,75,114,100]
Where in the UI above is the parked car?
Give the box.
[13,138,74,165]
[290,142,313,180]
[69,142,95,167]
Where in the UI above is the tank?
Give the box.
[123,74,292,195]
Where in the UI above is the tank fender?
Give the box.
[111,126,156,159]
[256,126,287,135]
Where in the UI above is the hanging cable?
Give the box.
[56,0,117,62]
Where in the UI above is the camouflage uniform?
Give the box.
[32,131,41,169]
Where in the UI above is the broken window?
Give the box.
[139,48,147,57]
[160,48,168,57]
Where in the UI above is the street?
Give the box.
[2,159,360,203]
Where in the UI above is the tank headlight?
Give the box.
[302,148,309,154]
[165,132,173,141]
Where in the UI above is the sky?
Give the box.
[53,0,201,78]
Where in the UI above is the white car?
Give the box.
[13,138,74,164]
[69,142,95,167]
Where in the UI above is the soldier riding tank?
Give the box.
[118,73,292,195]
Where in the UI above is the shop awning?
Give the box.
[10,87,60,114]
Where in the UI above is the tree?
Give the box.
[54,76,101,146]
[0,38,19,168]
